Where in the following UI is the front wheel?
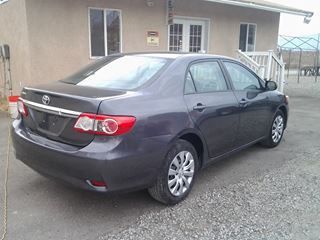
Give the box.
[261,110,285,148]
[148,140,199,205]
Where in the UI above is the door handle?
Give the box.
[193,103,206,111]
[239,99,249,107]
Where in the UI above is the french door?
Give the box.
[169,18,208,53]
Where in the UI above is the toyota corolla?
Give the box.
[12,53,288,205]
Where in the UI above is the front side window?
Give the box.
[224,62,261,91]
[188,61,228,93]
[89,8,121,57]
[63,56,169,90]
[239,23,256,52]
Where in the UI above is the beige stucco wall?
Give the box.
[24,0,169,88]
[2,0,280,93]
[0,0,31,96]
[174,0,280,57]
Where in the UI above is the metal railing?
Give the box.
[237,50,286,92]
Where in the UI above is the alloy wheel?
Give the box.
[167,151,195,197]
[272,115,284,143]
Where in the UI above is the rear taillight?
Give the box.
[86,179,107,191]
[17,99,28,117]
[74,113,136,136]
[87,180,107,187]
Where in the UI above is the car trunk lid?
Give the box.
[20,82,126,147]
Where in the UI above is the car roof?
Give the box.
[122,52,235,61]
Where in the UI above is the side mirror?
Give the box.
[265,81,277,91]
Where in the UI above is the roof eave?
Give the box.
[204,0,314,18]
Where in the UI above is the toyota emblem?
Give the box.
[42,95,51,105]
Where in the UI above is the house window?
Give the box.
[89,8,121,58]
[239,23,256,52]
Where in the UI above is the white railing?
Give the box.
[237,50,286,92]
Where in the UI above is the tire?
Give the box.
[148,139,199,205]
[261,110,285,148]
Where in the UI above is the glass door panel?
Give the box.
[189,24,203,53]
[169,24,183,51]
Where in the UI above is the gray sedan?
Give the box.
[12,53,289,205]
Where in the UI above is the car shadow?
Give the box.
[9,140,292,238]
[24,142,286,210]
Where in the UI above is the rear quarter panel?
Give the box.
[96,58,202,170]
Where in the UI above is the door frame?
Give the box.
[167,16,211,53]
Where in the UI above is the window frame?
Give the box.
[88,7,123,59]
[184,59,232,95]
[239,23,257,52]
[221,60,265,91]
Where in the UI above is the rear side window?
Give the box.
[224,62,262,90]
[63,56,169,90]
[185,72,196,94]
[187,61,228,93]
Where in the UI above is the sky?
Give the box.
[272,0,320,37]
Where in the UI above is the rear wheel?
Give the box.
[148,140,199,205]
[261,110,285,148]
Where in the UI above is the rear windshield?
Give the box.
[62,55,169,90]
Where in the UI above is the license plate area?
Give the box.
[33,109,68,134]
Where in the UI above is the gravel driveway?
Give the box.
[103,151,320,240]
[1,77,320,240]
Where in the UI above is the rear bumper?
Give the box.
[11,118,169,193]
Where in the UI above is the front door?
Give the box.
[222,61,273,146]
[169,18,208,53]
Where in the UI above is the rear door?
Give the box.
[222,61,273,146]
[184,60,240,158]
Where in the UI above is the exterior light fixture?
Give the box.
[146,0,154,7]
[304,15,313,24]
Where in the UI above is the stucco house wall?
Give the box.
[0,0,31,96]
[0,0,280,95]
